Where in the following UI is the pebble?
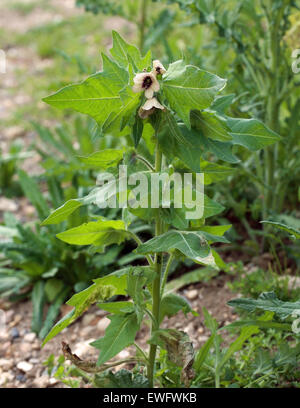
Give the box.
[81,326,95,337]
[33,376,49,388]
[198,335,209,342]
[96,317,110,332]
[10,327,20,339]
[82,313,95,326]
[17,361,33,373]
[24,332,36,342]
[186,289,198,300]
[0,358,13,370]
[0,372,14,386]
[19,342,32,354]
[16,374,26,383]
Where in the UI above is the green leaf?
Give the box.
[44,278,64,302]
[102,85,141,133]
[18,170,49,220]
[163,60,226,128]
[136,230,228,264]
[210,94,235,114]
[191,110,232,142]
[228,291,300,319]
[42,268,130,345]
[56,219,128,246]
[202,161,234,184]
[97,301,134,315]
[91,313,140,365]
[39,286,70,340]
[261,221,300,240]
[221,319,291,332]
[31,281,46,334]
[198,224,232,236]
[227,117,281,151]
[77,149,124,168]
[110,31,151,71]
[127,266,156,323]
[41,199,82,226]
[94,369,149,388]
[160,293,197,323]
[43,54,128,131]
[194,334,215,372]
[132,115,144,148]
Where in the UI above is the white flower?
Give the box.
[152,60,166,76]
[138,97,164,119]
[132,72,160,99]
[142,97,164,111]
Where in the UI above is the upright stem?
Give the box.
[139,0,148,52]
[147,140,163,387]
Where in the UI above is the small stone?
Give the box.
[81,326,95,337]
[97,317,110,332]
[117,350,130,359]
[0,358,13,370]
[82,313,94,326]
[186,289,198,300]
[0,372,14,386]
[17,361,33,373]
[197,327,204,334]
[16,374,26,383]
[19,342,32,354]
[5,310,14,323]
[33,375,49,388]
[10,327,20,339]
[24,332,36,342]
[28,358,39,364]
[198,335,209,342]
[49,378,58,386]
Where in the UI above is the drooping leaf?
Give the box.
[42,268,130,345]
[150,329,195,386]
[163,60,226,128]
[91,313,140,365]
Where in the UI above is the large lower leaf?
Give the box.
[163,60,226,128]
[91,313,140,365]
[42,268,130,345]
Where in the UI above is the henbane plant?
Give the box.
[41,31,280,387]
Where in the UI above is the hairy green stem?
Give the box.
[147,140,163,387]
[160,252,175,297]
